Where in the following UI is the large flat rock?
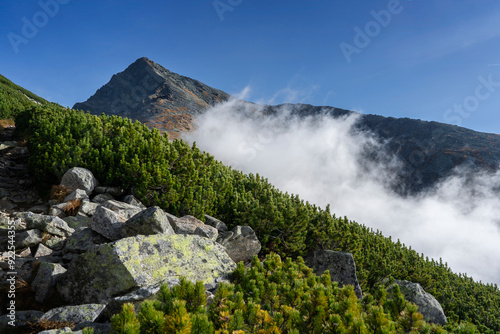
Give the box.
[57,234,236,304]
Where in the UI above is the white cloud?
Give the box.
[184,98,500,285]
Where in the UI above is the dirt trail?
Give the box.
[0,126,44,214]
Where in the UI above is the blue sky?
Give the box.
[1,0,500,133]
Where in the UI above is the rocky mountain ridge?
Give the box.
[74,58,500,194]
[73,57,230,138]
[264,103,500,194]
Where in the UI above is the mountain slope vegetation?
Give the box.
[1,73,499,332]
[9,98,499,332]
[0,74,48,119]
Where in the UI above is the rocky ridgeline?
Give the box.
[0,166,448,333]
[73,57,230,137]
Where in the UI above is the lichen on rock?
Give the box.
[57,234,236,304]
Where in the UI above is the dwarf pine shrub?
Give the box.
[109,254,479,334]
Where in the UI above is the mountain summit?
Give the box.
[73,57,230,137]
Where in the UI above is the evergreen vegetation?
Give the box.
[111,253,478,334]
[0,79,497,332]
[12,105,500,333]
[0,74,48,119]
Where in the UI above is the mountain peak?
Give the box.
[73,58,230,137]
[129,57,158,71]
[136,56,151,62]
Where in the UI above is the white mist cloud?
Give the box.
[183,98,500,286]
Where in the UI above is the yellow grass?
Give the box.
[0,119,15,130]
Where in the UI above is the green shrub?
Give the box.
[0,74,48,119]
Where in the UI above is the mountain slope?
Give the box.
[0,74,48,119]
[13,103,500,333]
[74,58,500,194]
[73,57,230,138]
[2,69,500,332]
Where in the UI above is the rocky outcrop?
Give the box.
[0,166,299,333]
[305,250,363,299]
[389,280,447,325]
[73,57,230,138]
[57,234,236,304]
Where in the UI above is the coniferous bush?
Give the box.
[0,74,48,119]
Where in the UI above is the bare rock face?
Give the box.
[305,250,363,299]
[73,57,230,138]
[57,234,236,304]
[390,280,447,325]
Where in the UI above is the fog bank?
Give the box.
[184,99,500,285]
